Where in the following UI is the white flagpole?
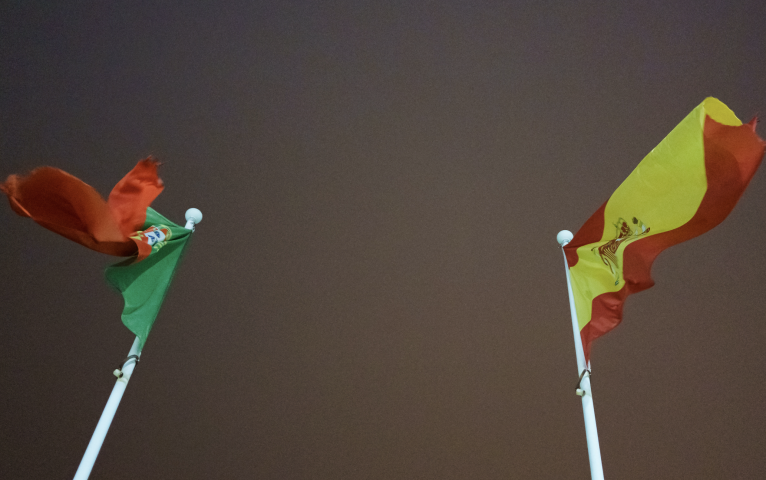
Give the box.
[73,337,142,480]
[557,230,605,480]
[73,208,203,480]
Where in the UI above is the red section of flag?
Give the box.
[108,159,164,238]
[1,158,163,260]
[580,289,625,362]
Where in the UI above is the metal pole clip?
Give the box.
[575,369,591,397]
[113,354,141,379]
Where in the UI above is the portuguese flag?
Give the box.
[1,159,191,347]
[564,98,765,362]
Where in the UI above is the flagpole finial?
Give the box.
[557,230,573,246]
[185,208,203,230]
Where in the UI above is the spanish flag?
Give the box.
[564,98,765,362]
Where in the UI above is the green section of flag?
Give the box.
[105,208,191,348]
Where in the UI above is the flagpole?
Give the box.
[73,208,202,480]
[557,230,605,480]
[73,337,142,480]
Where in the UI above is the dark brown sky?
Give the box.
[2,2,766,479]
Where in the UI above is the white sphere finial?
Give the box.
[185,208,203,230]
[557,230,573,246]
